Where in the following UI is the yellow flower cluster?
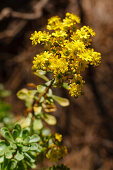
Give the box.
[69,74,85,96]
[30,13,101,97]
[30,31,50,45]
[47,145,67,162]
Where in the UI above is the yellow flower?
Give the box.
[32,51,52,71]
[30,31,39,45]
[55,133,62,142]
[62,13,80,32]
[64,40,85,56]
[52,30,67,38]
[78,48,101,66]
[66,12,80,23]
[47,16,62,30]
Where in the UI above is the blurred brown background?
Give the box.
[0,0,113,169]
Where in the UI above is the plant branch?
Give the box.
[35,78,55,106]
[25,78,55,116]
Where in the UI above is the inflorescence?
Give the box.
[30,13,101,97]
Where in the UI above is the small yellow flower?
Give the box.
[47,16,62,30]
[55,133,62,142]
[66,12,80,23]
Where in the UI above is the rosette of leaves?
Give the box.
[0,124,42,170]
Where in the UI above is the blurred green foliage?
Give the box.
[0,84,14,129]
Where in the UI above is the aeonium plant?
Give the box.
[0,12,101,170]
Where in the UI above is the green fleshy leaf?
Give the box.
[33,119,43,130]
[15,151,24,161]
[22,129,30,139]
[42,128,50,136]
[23,136,30,144]
[62,83,69,90]
[15,137,23,143]
[5,151,13,159]
[25,160,36,169]
[24,153,35,163]
[1,127,14,143]
[14,124,21,132]
[47,89,53,97]
[33,106,42,116]
[52,95,70,107]
[40,96,44,103]
[45,81,52,87]
[48,139,53,146]
[17,88,28,100]
[29,134,40,143]
[34,70,49,82]
[10,143,17,149]
[37,85,46,93]
[19,116,31,128]
[0,156,4,163]
[22,146,30,152]
[12,124,21,139]
[17,89,37,108]
[12,130,19,140]
[9,159,17,169]
[30,143,38,151]
[43,114,56,125]
[0,141,7,156]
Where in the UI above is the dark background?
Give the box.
[0,0,113,169]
